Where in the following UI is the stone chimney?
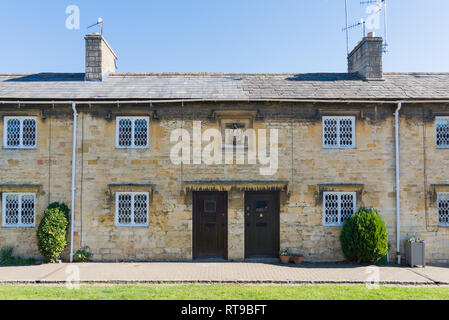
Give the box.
[348,32,383,80]
[85,33,117,81]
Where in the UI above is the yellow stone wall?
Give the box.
[0,104,448,264]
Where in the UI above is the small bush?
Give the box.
[36,208,69,263]
[0,247,35,265]
[340,207,389,264]
[0,247,13,264]
[73,249,91,263]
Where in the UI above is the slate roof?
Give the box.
[0,72,448,101]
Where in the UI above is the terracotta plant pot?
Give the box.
[293,255,303,265]
[280,256,290,264]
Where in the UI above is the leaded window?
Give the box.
[323,192,356,226]
[2,193,36,227]
[437,193,449,226]
[115,192,149,227]
[116,117,149,148]
[436,117,449,148]
[4,117,37,149]
[322,116,355,148]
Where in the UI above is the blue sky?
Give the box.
[0,0,448,73]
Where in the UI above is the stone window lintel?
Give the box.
[319,109,363,119]
[108,109,156,120]
[107,184,155,198]
[315,184,364,206]
[0,184,43,196]
[211,109,260,122]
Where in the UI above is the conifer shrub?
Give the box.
[340,207,389,264]
[36,207,69,263]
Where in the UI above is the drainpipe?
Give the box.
[70,102,78,263]
[395,101,402,264]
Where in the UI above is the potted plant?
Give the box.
[406,237,425,267]
[279,248,291,264]
[293,254,303,265]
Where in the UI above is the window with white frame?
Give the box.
[115,192,149,227]
[2,193,36,227]
[322,116,355,148]
[116,117,149,148]
[437,193,449,226]
[323,192,356,226]
[436,117,449,148]
[3,117,37,149]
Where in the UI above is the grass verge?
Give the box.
[0,285,448,300]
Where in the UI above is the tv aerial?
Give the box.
[343,0,389,55]
[360,0,389,53]
[342,18,366,40]
[87,17,104,35]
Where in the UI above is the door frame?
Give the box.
[192,191,228,260]
[244,191,280,258]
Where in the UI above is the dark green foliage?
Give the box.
[0,247,35,265]
[36,208,69,263]
[0,247,13,263]
[340,207,389,264]
[73,249,91,263]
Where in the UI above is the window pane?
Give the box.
[339,118,354,147]
[324,193,356,226]
[255,200,268,213]
[134,119,148,147]
[21,195,35,225]
[117,194,132,225]
[204,200,216,213]
[133,194,148,224]
[22,119,36,147]
[323,117,355,148]
[5,195,19,225]
[324,193,339,224]
[438,193,449,225]
[340,193,355,223]
[436,119,449,147]
[6,119,21,147]
[118,119,132,147]
[323,118,338,146]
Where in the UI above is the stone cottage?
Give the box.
[1,33,449,264]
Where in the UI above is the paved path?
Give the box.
[0,263,448,285]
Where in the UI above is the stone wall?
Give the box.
[1,103,448,264]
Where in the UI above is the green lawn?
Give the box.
[0,285,448,300]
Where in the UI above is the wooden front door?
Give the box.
[245,192,280,258]
[193,192,227,259]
